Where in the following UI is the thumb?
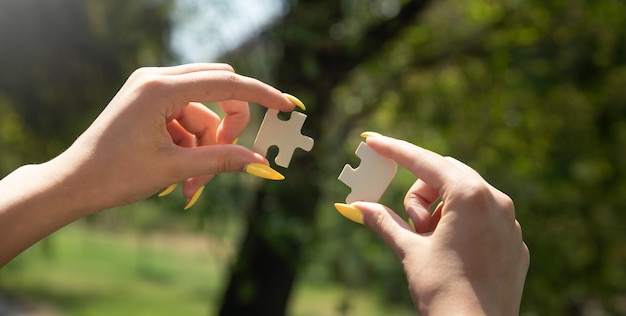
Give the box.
[170,144,268,180]
[353,202,418,259]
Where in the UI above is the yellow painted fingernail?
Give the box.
[360,131,383,139]
[283,93,306,111]
[334,203,364,224]
[245,163,285,180]
[158,183,178,197]
[184,186,205,210]
[408,217,416,232]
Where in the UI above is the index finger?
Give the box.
[365,135,458,192]
[216,100,250,144]
[162,71,297,115]
[144,63,236,76]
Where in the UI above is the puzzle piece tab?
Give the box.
[252,109,314,168]
[338,142,397,204]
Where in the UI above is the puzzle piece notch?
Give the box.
[252,109,314,168]
[338,142,398,204]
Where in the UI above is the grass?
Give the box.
[0,221,415,316]
[1,223,223,315]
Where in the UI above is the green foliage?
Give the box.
[227,0,626,313]
[0,0,173,160]
[0,96,37,174]
[2,0,626,314]
[320,0,626,313]
[1,223,415,315]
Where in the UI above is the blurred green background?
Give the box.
[1,0,625,315]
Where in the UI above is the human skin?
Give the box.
[0,63,301,267]
[0,63,528,314]
[336,134,530,315]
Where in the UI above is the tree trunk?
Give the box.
[218,1,431,315]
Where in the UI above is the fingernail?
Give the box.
[184,186,205,210]
[408,217,416,232]
[360,131,383,139]
[334,203,364,224]
[245,163,285,180]
[232,138,239,145]
[283,93,306,111]
[158,183,178,197]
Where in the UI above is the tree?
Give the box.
[217,1,433,314]
[0,0,172,164]
[215,0,626,314]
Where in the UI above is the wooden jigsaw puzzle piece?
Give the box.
[252,109,314,168]
[338,142,397,204]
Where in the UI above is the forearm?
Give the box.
[0,154,97,267]
[410,273,521,315]
[413,286,495,316]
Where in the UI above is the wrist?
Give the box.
[0,159,98,266]
[43,148,111,216]
[413,283,482,316]
[412,279,514,316]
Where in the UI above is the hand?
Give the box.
[46,63,301,212]
[0,63,303,267]
[335,134,529,315]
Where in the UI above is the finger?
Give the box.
[216,99,250,144]
[444,156,484,179]
[365,136,460,193]
[162,71,296,114]
[164,119,197,199]
[443,155,504,197]
[444,156,510,201]
[182,175,213,199]
[404,179,439,233]
[150,63,235,75]
[172,102,220,147]
[167,118,213,198]
[166,120,196,147]
[167,119,211,198]
[171,103,223,197]
[166,144,269,181]
[169,103,219,198]
[430,201,444,231]
[352,202,419,259]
